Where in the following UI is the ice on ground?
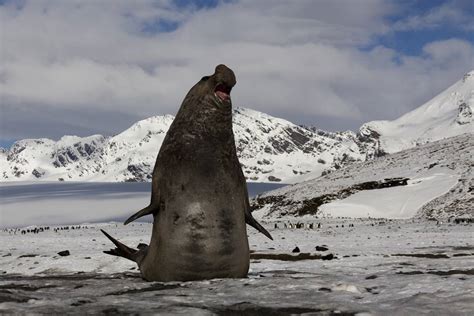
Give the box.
[0,182,150,228]
[0,182,286,228]
[320,170,459,219]
[0,219,473,314]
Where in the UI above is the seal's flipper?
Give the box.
[101,229,140,262]
[241,176,273,240]
[245,214,273,240]
[124,204,159,225]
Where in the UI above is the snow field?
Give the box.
[1,219,473,314]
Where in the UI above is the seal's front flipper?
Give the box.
[245,213,273,240]
[101,229,147,263]
[124,204,159,225]
[241,173,273,240]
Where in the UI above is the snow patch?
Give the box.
[319,169,458,219]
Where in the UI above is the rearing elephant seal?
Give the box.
[102,64,272,282]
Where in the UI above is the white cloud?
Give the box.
[0,0,473,140]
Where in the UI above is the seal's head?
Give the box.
[211,64,236,103]
[186,64,236,107]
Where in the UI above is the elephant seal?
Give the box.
[102,64,272,282]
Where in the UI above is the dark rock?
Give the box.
[58,250,70,257]
[32,169,44,178]
[392,253,449,259]
[292,247,300,253]
[18,254,38,258]
[267,176,282,182]
[250,253,323,261]
[397,269,474,276]
[315,246,329,252]
[321,254,335,260]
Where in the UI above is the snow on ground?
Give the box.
[0,219,473,314]
[0,179,473,313]
[319,169,459,219]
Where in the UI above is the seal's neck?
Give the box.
[175,94,234,140]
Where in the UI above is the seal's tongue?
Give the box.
[215,84,231,101]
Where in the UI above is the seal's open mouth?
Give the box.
[214,84,231,102]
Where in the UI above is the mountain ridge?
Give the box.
[0,107,369,183]
[1,71,472,183]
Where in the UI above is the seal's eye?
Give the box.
[201,76,210,81]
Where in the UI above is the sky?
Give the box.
[0,0,473,148]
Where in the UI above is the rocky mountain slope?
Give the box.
[359,71,473,154]
[250,133,473,219]
[0,108,367,183]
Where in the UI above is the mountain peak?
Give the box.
[359,71,474,154]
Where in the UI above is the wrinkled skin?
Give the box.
[103,65,272,282]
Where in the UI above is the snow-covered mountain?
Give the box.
[359,70,474,154]
[251,133,473,220]
[2,71,472,184]
[0,108,366,183]
[232,108,365,182]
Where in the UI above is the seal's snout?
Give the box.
[214,64,236,102]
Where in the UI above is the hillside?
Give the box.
[251,133,473,219]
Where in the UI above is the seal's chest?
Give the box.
[180,203,239,235]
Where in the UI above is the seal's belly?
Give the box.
[141,200,249,281]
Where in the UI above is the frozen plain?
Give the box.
[1,217,473,314]
[0,182,284,228]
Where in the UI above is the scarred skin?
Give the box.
[102,65,272,282]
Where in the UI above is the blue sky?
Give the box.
[375,0,473,56]
[0,0,473,149]
[377,28,473,56]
